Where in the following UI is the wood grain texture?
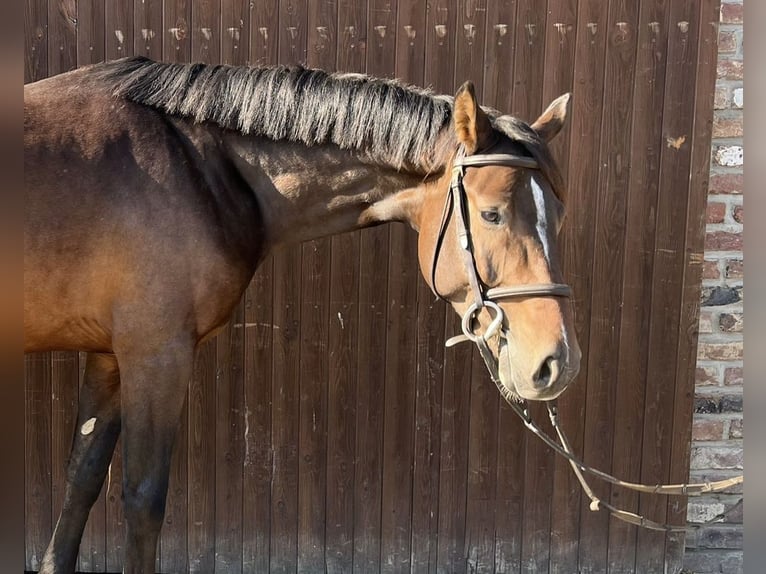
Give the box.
[24,1,717,571]
[635,1,702,572]
[25,354,52,572]
[665,1,720,570]
[606,2,671,572]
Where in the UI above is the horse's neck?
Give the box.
[223,132,443,246]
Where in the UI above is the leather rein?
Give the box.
[430,147,743,532]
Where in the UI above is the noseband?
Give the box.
[430,147,571,382]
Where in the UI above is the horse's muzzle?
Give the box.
[498,334,580,401]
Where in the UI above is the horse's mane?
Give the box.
[91,56,563,187]
[91,56,453,172]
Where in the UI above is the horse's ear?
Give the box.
[453,81,493,154]
[531,93,571,142]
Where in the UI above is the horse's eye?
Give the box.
[481,210,502,225]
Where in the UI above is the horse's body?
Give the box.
[25,57,580,573]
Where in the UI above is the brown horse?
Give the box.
[24,57,581,573]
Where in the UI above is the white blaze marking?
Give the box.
[530,176,551,264]
[80,417,97,435]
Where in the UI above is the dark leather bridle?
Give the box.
[429,146,571,383]
[429,146,742,532]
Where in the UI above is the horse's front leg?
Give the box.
[40,352,122,574]
[117,336,194,574]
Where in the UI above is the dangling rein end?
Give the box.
[499,394,744,531]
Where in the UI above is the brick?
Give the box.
[692,418,724,440]
[696,365,720,386]
[701,286,740,306]
[732,87,743,108]
[719,313,742,333]
[729,418,743,438]
[702,260,720,280]
[696,525,743,549]
[724,366,742,386]
[705,231,742,251]
[694,395,742,414]
[712,115,743,138]
[732,204,742,223]
[724,259,743,279]
[697,341,743,361]
[706,201,726,223]
[698,310,713,333]
[714,85,730,109]
[684,550,743,574]
[690,445,743,469]
[717,29,738,52]
[708,173,742,194]
[717,59,743,80]
[687,501,726,523]
[713,145,743,166]
[720,2,743,24]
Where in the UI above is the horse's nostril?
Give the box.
[534,355,560,388]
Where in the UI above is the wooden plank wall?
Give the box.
[23,0,720,572]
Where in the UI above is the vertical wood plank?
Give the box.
[606,2,671,572]
[76,0,105,67]
[297,233,331,573]
[483,0,517,114]
[222,0,249,65]
[192,0,221,64]
[270,242,303,574]
[325,225,360,574]
[24,0,48,83]
[353,216,389,573]
[215,301,246,574]
[242,258,275,573]
[188,340,217,574]
[576,1,641,573]
[635,0,701,571]
[25,353,52,572]
[665,1,720,570]
[47,0,76,75]
[106,0,134,61]
[164,0,192,62]
[249,0,279,66]
[134,0,162,59]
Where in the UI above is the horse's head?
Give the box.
[417,82,581,402]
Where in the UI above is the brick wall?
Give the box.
[683,1,744,572]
